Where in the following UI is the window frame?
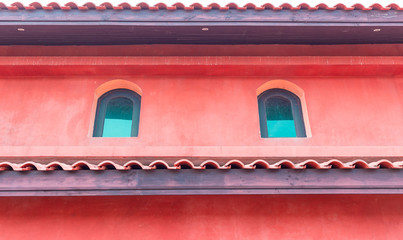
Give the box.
[258,88,306,138]
[93,88,141,137]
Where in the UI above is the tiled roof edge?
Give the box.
[0,2,401,11]
[1,159,402,171]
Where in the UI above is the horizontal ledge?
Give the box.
[1,146,402,158]
[3,189,403,196]
[0,9,402,23]
[1,56,403,66]
[1,169,403,196]
[2,22,403,26]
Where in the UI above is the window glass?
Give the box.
[102,97,133,137]
[93,88,141,137]
[266,97,296,137]
[258,88,306,138]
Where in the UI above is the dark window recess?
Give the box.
[93,89,141,137]
[258,88,306,138]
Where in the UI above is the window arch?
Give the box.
[93,89,141,137]
[258,88,306,138]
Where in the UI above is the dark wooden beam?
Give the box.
[1,169,403,196]
[0,10,403,45]
[1,9,403,23]
[1,25,402,45]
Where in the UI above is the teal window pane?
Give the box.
[267,120,297,137]
[102,97,133,137]
[266,97,297,137]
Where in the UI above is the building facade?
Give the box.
[0,2,403,239]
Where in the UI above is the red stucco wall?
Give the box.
[0,71,402,158]
[1,195,402,240]
[1,46,402,239]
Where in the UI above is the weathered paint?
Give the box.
[0,44,402,239]
[1,8,403,45]
[0,195,403,239]
[0,53,402,158]
[2,169,403,196]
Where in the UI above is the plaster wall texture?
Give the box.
[0,74,402,158]
[2,44,403,56]
[0,195,402,240]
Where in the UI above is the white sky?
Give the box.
[0,0,400,7]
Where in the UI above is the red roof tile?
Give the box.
[0,2,401,11]
[0,159,402,171]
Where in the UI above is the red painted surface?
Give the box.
[0,195,402,239]
[0,49,402,159]
[1,56,403,78]
[1,46,402,239]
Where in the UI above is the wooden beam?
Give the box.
[1,169,403,196]
[1,9,403,23]
[1,25,403,45]
[1,10,403,45]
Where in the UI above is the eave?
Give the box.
[1,8,403,45]
[2,169,403,196]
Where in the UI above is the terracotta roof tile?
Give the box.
[0,2,400,11]
[0,159,402,171]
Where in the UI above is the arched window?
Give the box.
[258,88,306,138]
[93,89,141,137]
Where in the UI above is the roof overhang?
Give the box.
[2,169,403,196]
[1,8,403,45]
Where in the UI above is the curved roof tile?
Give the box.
[0,2,400,11]
[0,159,402,171]
[224,159,248,169]
[149,160,175,169]
[296,160,323,169]
[46,161,72,171]
[174,159,198,169]
[271,160,296,169]
[200,160,221,169]
[98,160,126,170]
[323,159,351,169]
[247,159,270,169]
[123,160,149,170]
[72,160,98,170]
